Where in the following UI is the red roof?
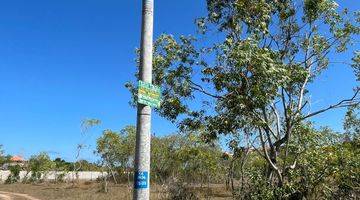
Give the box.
[10,155,25,162]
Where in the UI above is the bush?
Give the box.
[5,165,21,184]
[55,172,67,183]
[167,181,199,200]
[27,152,55,183]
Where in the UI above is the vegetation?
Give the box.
[27,152,55,183]
[5,165,21,184]
[0,183,231,200]
[0,145,5,166]
[344,104,360,142]
[95,126,225,185]
[0,0,358,199]
[0,114,357,197]
[126,0,359,199]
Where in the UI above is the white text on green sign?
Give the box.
[138,80,161,108]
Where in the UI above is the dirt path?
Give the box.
[0,191,40,200]
[0,194,11,200]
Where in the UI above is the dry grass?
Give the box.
[0,182,232,200]
[0,182,155,200]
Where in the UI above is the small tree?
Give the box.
[0,145,5,167]
[28,152,55,183]
[175,133,224,186]
[96,126,136,185]
[73,118,101,184]
[150,135,180,184]
[344,104,360,142]
[96,126,137,193]
[5,165,21,184]
[54,157,71,171]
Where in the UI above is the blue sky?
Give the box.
[0,0,358,161]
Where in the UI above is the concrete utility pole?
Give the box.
[133,0,154,200]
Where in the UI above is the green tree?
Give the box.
[152,132,225,185]
[95,126,225,187]
[5,165,21,184]
[150,135,179,184]
[54,157,72,171]
[175,133,224,185]
[96,126,136,184]
[227,125,360,199]
[96,126,136,171]
[344,104,360,142]
[0,145,5,166]
[284,125,360,199]
[332,139,360,199]
[72,160,100,171]
[28,152,55,183]
[74,118,102,176]
[127,0,359,192]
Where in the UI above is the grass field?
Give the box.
[0,182,232,200]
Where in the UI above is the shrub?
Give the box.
[5,165,21,184]
[28,152,55,183]
[167,181,199,200]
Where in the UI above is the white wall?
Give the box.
[0,170,107,183]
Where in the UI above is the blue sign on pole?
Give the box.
[134,171,149,189]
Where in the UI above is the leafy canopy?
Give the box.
[127,0,360,191]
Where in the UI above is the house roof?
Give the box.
[10,155,25,162]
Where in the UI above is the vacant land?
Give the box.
[0,191,40,200]
[0,183,232,200]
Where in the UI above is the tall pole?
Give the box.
[133,0,153,200]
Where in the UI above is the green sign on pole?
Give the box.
[138,80,161,108]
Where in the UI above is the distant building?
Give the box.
[1,155,26,170]
[10,155,25,163]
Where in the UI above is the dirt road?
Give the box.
[0,191,40,200]
[0,194,11,200]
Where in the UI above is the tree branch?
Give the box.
[300,89,360,121]
[189,80,223,99]
[270,103,281,139]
